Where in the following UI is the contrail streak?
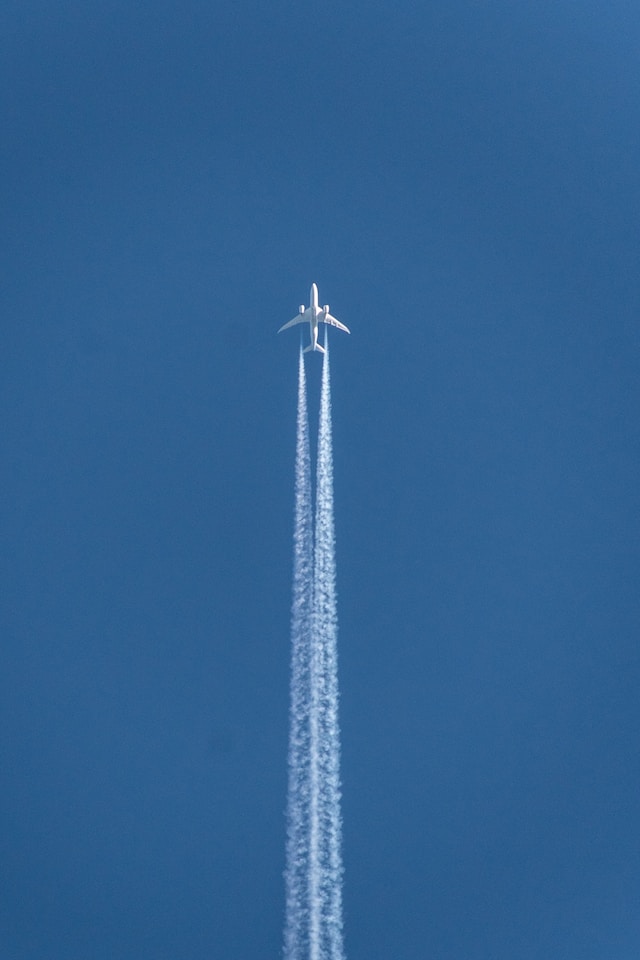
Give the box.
[284,347,313,960]
[313,333,345,960]
[284,333,345,960]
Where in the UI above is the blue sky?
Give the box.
[2,2,639,958]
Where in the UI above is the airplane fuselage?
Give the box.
[307,283,321,351]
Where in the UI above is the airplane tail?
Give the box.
[303,343,325,354]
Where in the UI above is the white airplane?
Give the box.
[278,283,350,353]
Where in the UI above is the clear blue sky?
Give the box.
[2,2,639,958]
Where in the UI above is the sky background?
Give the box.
[2,2,640,958]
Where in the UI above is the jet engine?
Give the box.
[323,304,330,314]
[299,305,305,314]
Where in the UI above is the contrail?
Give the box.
[283,333,345,960]
[284,346,314,960]
[312,332,345,960]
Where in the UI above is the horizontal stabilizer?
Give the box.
[304,343,325,354]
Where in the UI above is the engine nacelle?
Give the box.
[323,304,330,314]
[299,305,305,314]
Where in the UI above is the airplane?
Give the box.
[277,283,350,353]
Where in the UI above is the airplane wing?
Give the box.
[322,313,351,334]
[278,315,307,333]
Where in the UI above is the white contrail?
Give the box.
[284,346,313,960]
[313,332,344,960]
[284,333,345,960]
